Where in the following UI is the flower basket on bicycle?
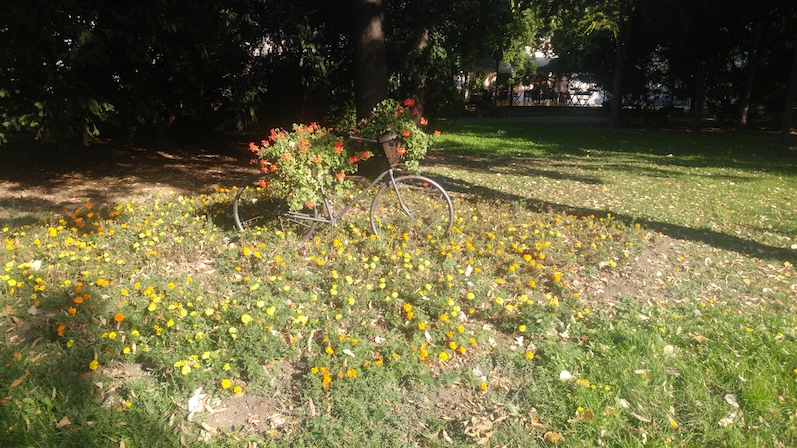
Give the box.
[378,133,401,168]
[352,98,432,173]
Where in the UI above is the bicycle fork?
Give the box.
[389,170,416,221]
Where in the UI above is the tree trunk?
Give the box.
[352,0,388,120]
[691,63,706,133]
[610,0,636,127]
[737,25,761,131]
[781,35,797,143]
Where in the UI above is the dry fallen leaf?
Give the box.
[632,412,651,423]
[56,416,71,428]
[10,371,28,388]
[530,414,545,430]
[693,334,709,343]
[13,351,22,361]
[543,431,562,443]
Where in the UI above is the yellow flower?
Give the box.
[326,346,334,355]
[347,369,357,378]
[479,382,488,392]
[220,379,231,389]
[89,360,99,370]
[525,351,535,360]
[241,314,252,324]
[518,325,527,333]
[181,365,191,375]
[438,351,449,362]
[233,386,243,394]
[108,331,117,340]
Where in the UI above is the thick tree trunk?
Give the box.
[352,0,388,120]
[781,35,797,143]
[609,41,625,127]
[610,0,635,127]
[691,63,706,133]
[737,25,761,131]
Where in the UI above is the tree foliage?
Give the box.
[0,0,531,146]
[533,0,797,131]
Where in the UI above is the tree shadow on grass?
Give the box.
[439,123,797,176]
[427,149,763,185]
[434,173,796,263]
[0,140,256,223]
[0,287,182,447]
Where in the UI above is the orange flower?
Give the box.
[305,201,315,209]
[361,151,371,159]
[73,296,84,304]
[403,98,415,107]
[248,142,258,152]
[257,178,269,189]
[334,141,345,153]
[68,307,77,315]
[57,324,66,336]
[349,156,360,163]
[434,130,441,137]
[312,155,322,164]
[335,172,346,180]
[114,312,125,323]
[281,153,291,162]
[396,146,407,155]
[401,129,411,137]
[419,117,429,126]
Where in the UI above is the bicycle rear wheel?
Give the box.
[370,175,453,243]
[233,173,318,242]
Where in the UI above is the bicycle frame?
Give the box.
[281,166,411,228]
[271,134,422,232]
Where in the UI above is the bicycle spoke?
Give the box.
[370,176,453,244]
[233,174,318,242]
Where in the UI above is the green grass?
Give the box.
[1,123,796,447]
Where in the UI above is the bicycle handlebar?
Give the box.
[349,133,398,144]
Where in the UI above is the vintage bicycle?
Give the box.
[232,133,454,243]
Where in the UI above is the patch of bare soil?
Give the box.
[572,234,690,306]
[0,139,256,225]
[198,360,305,440]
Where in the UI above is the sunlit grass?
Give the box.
[1,123,796,446]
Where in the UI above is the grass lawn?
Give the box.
[1,122,796,447]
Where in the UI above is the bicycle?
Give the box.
[232,133,454,243]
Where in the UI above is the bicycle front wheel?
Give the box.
[232,173,319,242]
[370,175,454,243]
